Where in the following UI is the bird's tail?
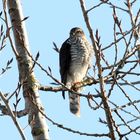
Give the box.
[69,88,81,117]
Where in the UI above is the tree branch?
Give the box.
[79,0,116,139]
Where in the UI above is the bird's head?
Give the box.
[69,27,84,37]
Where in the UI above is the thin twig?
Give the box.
[0,91,27,140]
[2,0,18,57]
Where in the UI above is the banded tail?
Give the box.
[69,88,81,117]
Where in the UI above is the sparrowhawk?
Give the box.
[59,27,93,117]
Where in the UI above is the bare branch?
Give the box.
[79,0,116,139]
[0,91,27,140]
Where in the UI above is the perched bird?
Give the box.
[59,27,93,117]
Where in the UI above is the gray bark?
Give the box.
[7,0,50,139]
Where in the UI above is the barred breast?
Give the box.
[67,36,92,83]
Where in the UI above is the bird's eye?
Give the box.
[76,30,82,34]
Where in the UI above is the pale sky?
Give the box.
[0,0,140,140]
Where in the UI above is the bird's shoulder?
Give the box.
[59,38,71,70]
[60,39,71,52]
[59,39,72,84]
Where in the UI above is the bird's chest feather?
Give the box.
[68,39,90,80]
[70,39,89,64]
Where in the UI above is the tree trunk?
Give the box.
[7,0,50,139]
